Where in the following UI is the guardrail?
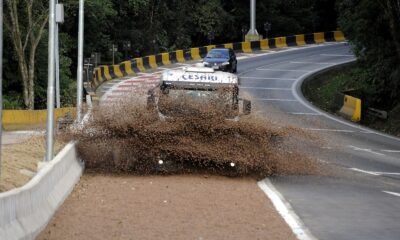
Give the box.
[339,94,362,122]
[0,142,83,240]
[2,107,76,130]
[87,31,345,94]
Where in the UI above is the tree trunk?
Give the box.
[4,0,48,109]
[28,52,36,110]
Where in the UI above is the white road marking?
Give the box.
[237,56,249,60]
[258,179,317,240]
[350,168,400,176]
[240,87,291,90]
[256,68,310,73]
[290,112,321,116]
[348,145,385,156]
[290,61,334,65]
[256,98,298,102]
[381,150,400,153]
[376,172,400,176]
[241,76,297,81]
[303,128,355,133]
[383,191,400,197]
[349,168,381,176]
[320,54,354,57]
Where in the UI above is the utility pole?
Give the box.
[46,0,56,161]
[55,1,64,108]
[245,0,259,41]
[76,0,84,122]
[0,0,4,174]
[249,0,256,35]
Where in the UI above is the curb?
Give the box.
[0,142,84,240]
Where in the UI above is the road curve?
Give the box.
[238,42,400,240]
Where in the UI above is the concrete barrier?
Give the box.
[340,94,362,122]
[89,31,346,91]
[0,142,84,240]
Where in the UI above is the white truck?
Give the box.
[147,66,251,121]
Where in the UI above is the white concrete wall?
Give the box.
[0,142,83,240]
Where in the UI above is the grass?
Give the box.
[302,65,354,112]
[302,64,400,137]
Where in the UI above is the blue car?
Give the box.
[203,48,237,73]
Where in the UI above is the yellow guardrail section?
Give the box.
[296,35,306,45]
[176,50,185,63]
[241,41,252,53]
[334,31,345,41]
[340,95,362,122]
[275,37,288,48]
[2,107,76,130]
[206,45,216,52]
[190,48,201,60]
[314,32,325,44]
[103,66,112,80]
[223,43,233,49]
[123,60,135,75]
[162,53,171,65]
[113,65,124,78]
[148,55,158,69]
[260,39,269,50]
[135,58,146,72]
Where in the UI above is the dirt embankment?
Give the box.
[0,135,64,192]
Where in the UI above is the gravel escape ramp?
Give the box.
[39,95,324,239]
[38,175,297,240]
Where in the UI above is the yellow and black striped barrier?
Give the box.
[90,31,346,91]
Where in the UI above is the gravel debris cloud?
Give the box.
[64,94,323,178]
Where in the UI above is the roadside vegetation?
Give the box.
[303,64,400,137]
[3,0,337,110]
[302,0,400,137]
[336,1,400,129]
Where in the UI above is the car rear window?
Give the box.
[206,50,229,59]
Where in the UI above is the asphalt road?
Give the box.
[238,42,400,240]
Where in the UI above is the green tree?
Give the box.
[4,0,48,109]
[338,0,400,108]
